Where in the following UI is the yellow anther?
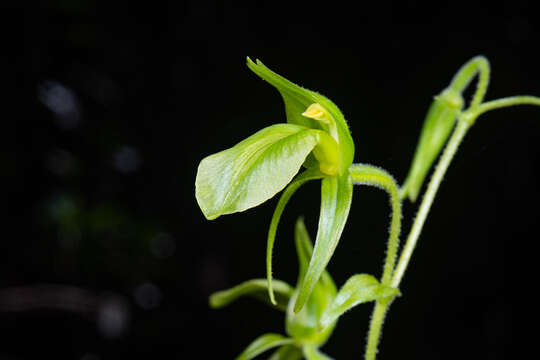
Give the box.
[302,103,331,124]
[302,103,339,143]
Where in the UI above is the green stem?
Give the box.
[348,164,401,360]
[448,56,490,108]
[348,165,402,285]
[361,118,469,360]
[364,297,391,360]
[392,119,470,288]
[363,58,538,360]
[466,96,540,124]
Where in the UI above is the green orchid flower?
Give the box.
[196,58,356,313]
[209,218,399,360]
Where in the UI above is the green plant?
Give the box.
[195,56,540,359]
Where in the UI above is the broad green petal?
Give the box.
[302,346,334,360]
[236,334,294,360]
[209,279,294,311]
[267,345,303,360]
[196,124,327,220]
[247,58,354,172]
[266,169,325,304]
[294,172,353,313]
[319,274,400,330]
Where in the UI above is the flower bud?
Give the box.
[402,88,464,201]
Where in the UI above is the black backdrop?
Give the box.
[5,1,540,359]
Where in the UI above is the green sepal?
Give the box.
[247,58,355,173]
[294,172,353,313]
[236,334,294,360]
[302,346,334,360]
[196,123,336,220]
[209,279,294,311]
[285,219,337,346]
[268,345,303,360]
[294,217,335,292]
[266,169,325,305]
[319,274,400,330]
[401,88,463,202]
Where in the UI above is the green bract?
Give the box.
[209,218,395,360]
[196,58,356,312]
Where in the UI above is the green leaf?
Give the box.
[247,58,355,173]
[196,123,330,220]
[266,168,325,304]
[267,345,303,360]
[401,88,463,202]
[302,346,334,360]
[319,274,400,330]
[236,334,294,360]
[209,279,294,311]
[294,172,353,313]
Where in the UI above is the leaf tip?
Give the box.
[293,292,307,314]
[208,293,221,309]
[269,288,277,306]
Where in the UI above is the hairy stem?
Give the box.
[448,56,490,108]
[392,119,470,288]
[469,96,540,123]
[348,164,401,360]
[349,165,401,285]
[363,118,469,360]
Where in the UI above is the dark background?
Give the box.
[5,1,540,359]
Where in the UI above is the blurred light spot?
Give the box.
[46,149,76,176]
[37,80,81,129]
[151,233,176,258]
[81,354,100,360]
[113,146,142,173]
[97,297,130,339]
[134,282,162,310]
[48,194,78,222]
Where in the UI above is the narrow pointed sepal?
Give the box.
[235,334,294,360]
[294,217,335,291]
[247,58,355,171]
[294,172,353,313]
[209,279,294,311]
[266,169,325,305]
[319,274,400,330]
